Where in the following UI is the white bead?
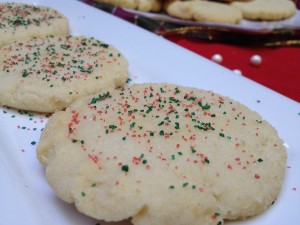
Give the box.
[233,69,242,75]
[211,54,223,64]
[250,55,262,66]
[283,143,290,149]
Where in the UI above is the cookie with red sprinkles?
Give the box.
[0,35,128,112]
[0,2,69,47]
[37,83,286,225]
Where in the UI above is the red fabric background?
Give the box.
[166,36,300,103]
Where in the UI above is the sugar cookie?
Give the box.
[164,0,242,24]
[37,83,286,224]
[0,36,128,112]
[0,2,69,47]
[231,0,296,20]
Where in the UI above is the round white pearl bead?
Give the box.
[211,54,223,64]
[250,55,262,66]
[233,69,242,75]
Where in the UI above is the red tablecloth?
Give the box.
[166,36,300,103]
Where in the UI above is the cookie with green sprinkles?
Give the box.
[37,83,286,225]
[0,35,128,112]
[0,2,69,47]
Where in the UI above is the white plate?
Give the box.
[0,0,300,225]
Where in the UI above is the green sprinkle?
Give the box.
[150,131,154,136]
[199,102,211,110]
[191,148,197,153]
[100,43,109,48]
[186,96,197,101]
[130,122,136,128]
[146,106,153,114]
[122,136,126,141]
[31,141,36,145]
[205,158,210,164]
[159,130,164,136]
[194,122,215,131]
[142,159,147,164]
[169,185,175,189]
[121,165,129,172]
[80,140,85,144]
[158,121,164,126]
[81,192,86,197]
[91,183,96,187]
[109,125,117,130]
[202,104,211,110]
[183,182,189,187]
[90,92,111,104]
[258,158,264,162]
[171,155,175,160]
[219,133,225,137]
[22,69,29,77]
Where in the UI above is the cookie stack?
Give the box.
[93,0,297,24]
[0,2,128,112]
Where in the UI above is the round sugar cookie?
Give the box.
[93,0,162,12]
[37,83,287,224]
[231,0,296,21]
[0,2,69,48]
[164,0,242,24]
[0,35,128,112]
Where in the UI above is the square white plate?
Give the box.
[0,0,299,225]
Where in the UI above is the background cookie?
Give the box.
[0,2,69,48]
[37,83,287,224]
[0,35,128,112]
[93,0,162,12]
[231,0,296,20]
[165,0,242,24]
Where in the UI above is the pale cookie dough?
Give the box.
[37,83,287,225]
[93,0,162,12]
[0,36,128,112]
[0,2,69,48]
[231,0,296,20]
[164,0,242,24]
